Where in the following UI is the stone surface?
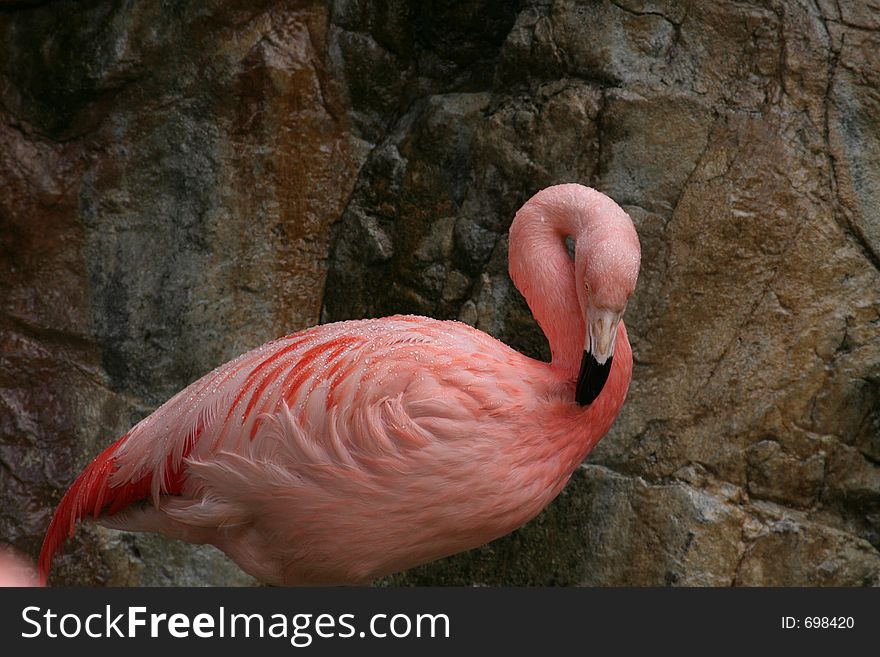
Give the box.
[1,0,878,586]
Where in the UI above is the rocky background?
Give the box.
[1,0,878,586]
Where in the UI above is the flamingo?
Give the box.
[38,183,640,586]
[0,548,39,587]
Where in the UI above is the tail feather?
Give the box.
[39,435,122,585]
[37,431,193,586]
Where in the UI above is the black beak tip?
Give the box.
[576,350,612,406]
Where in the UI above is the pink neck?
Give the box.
[507,184,622,380]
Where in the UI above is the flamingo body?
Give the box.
[39,184,640,585]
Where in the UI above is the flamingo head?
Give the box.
[573,222,640,405]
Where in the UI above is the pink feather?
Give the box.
[39,184,640,585]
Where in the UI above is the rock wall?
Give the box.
[1,0,877,585]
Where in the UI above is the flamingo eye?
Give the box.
[584,280,591,294]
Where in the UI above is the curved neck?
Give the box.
[507,184,623,380]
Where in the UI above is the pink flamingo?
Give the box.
[0,548,39,587]
[38,184,640,586]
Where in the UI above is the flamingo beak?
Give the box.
[576,310,621,405]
